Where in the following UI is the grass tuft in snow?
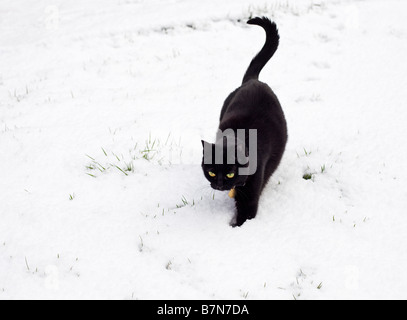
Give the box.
[85,133,182,177]
[138,236,144,252]
[243,0,326,20]
[24,257,30,271]
[175,195,197,209]
[303,173,313,181]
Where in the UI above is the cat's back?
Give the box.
[220,79,285,129]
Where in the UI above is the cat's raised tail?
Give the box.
[242,17,280,84]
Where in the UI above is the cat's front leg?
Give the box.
[231,169,264,227]
[232,190,260,227]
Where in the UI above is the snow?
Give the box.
[1,0,407,300]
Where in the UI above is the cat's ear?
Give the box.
[201,140,211,149]
[201,140,214,164]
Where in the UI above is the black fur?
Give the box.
[202,17,287,227]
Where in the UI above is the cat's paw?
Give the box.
[230,220,242,228]
[230,215,253,227]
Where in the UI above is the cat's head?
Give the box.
[201,139,249,191]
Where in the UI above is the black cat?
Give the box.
[201,17,288,227]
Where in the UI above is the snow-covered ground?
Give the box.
[1,0,407,300]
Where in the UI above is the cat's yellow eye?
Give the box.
[226,173,235,179]
[208,171,216,177]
